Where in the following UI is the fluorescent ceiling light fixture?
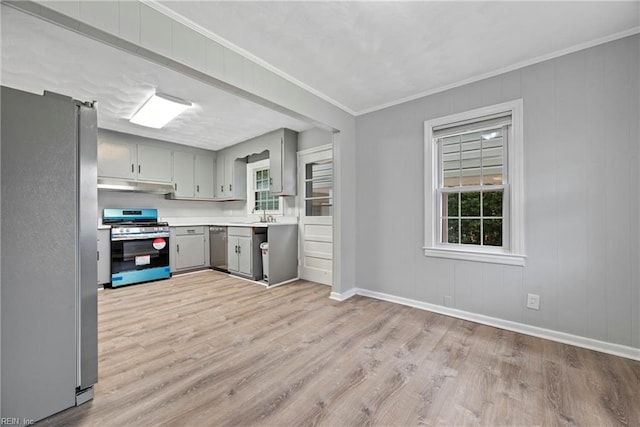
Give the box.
[129,92,191,128]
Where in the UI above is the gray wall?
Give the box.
[99,191,224,221]
[356,35,639,349]
[298,127,333,152]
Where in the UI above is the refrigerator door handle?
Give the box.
[77,101,98,391]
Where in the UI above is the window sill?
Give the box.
[423,247,526,266]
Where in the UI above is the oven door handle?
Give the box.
[111,233,170,241]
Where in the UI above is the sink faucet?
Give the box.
[251,207,268,223]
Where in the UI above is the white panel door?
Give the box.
[298,145,333,285]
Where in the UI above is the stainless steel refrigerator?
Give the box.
[1,86,98,424]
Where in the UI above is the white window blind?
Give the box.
[433,112,512,139]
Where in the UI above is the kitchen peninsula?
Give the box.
[166,218,298,287]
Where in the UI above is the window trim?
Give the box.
[424,100,525,266]
[246,159,283,216]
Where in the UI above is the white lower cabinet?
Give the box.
[228,235,252,276]
[171,226,209,272]
[227,227,266,279]
[261,224,298,286]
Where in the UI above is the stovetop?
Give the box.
[109,221,168,227]
[102,208,163,227]
[104,209,170,240]
[110,223,170,241]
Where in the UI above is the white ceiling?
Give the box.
[1,2,638,151]
[158,0,640,114]
[0,5,313,151]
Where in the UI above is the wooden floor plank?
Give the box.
[39,271,640,426]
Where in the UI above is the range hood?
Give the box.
[97,178,174,195]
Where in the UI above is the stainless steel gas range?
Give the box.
[103,208,170,287]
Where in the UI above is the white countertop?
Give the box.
[171,222,294,228]
[98,217,297,229]
[161,216,298,228]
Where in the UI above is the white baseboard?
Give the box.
[266,277,299,288]
[329,288,357,301]
[353,288,640,362]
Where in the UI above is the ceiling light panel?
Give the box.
[129,92,191,129]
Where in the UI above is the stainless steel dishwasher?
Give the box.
[209,226,228,272]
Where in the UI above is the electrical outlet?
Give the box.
[526,293,540,310]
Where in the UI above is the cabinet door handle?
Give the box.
[229,184,232,192]
[131,163,134,173]
[187,229,195,234]
[196,184,200,193]
[174,183,177,190]
[177,244,180,253]
[138,165,141,174]
[97,251,99,261]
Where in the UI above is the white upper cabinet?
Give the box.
[137,144,172,183]
[215,152,226,199]
[225,156,247,200]
[194,154,215,199]
[172,151,215,200]
[214,149,247,201]
[98,139,172,183]
[268,128,298,196]
[172,151,195,198]
[97,128,297,200]
[97,140,136,180]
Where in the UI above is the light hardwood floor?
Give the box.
[41,270,639,426]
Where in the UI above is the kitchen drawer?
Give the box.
[175,226,204,236]
[228,226,252,237]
